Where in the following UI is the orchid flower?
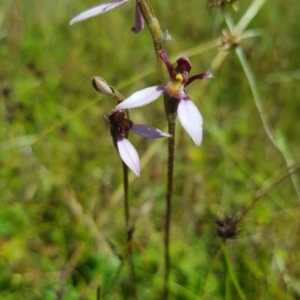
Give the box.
[69,0,144,33]
[114,50,213,146]
[106,110,170,176]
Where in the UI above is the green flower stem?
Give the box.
[163,98,177,299]
[122,160,137,298]
[106,83,136,297]
[122,161,130,231]
[137,0,169,85]
[137,0,173,297]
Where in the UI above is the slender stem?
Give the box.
[202,246,223,298]
[123,161,130,228]
[122,151,136,298]
[138,0,175,297]
[221,243,247,300]
[137,0,169,85]
[138,1,173,298]
[96,285,101,300]
[164,110,176,298]
[106,79,136,296]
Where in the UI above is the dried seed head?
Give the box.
[219,30,239,51]
[207,0,239,10]
[215,213,239,239]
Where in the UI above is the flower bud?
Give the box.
[92,76,113,96]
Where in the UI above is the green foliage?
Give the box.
[1,0,300,298]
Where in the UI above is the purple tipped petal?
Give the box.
[159,50,175,77]
[178,96,203,146]
[69,0,129,25]
[131,2,144,33]
[113,86,164,111]
[176,56,192,73]
[117,134,140,176]
[186,71,213,87]
[130,124,171,138]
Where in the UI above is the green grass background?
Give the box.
[1,0,300,299]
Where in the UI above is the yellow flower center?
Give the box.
[175,73,183,83]
[165,73,185,98]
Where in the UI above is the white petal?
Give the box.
[130,124,171,138]
[178,96,203,146]
[117,135,140,176]
[69,0,129,25]
[113,86,164,111]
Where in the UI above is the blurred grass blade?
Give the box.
[0,135,37,152]
[222,244,247,300]
[235,0,268,35]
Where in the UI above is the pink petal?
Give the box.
[176,56,192,73]
[178,96,203,146]
[113,86,164,111]
[130,124,171,138]
[159,50,175,77]
[117,135,140,176]
[69,0,129,25]
[186,71,213,87]
[131,2,144,33]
